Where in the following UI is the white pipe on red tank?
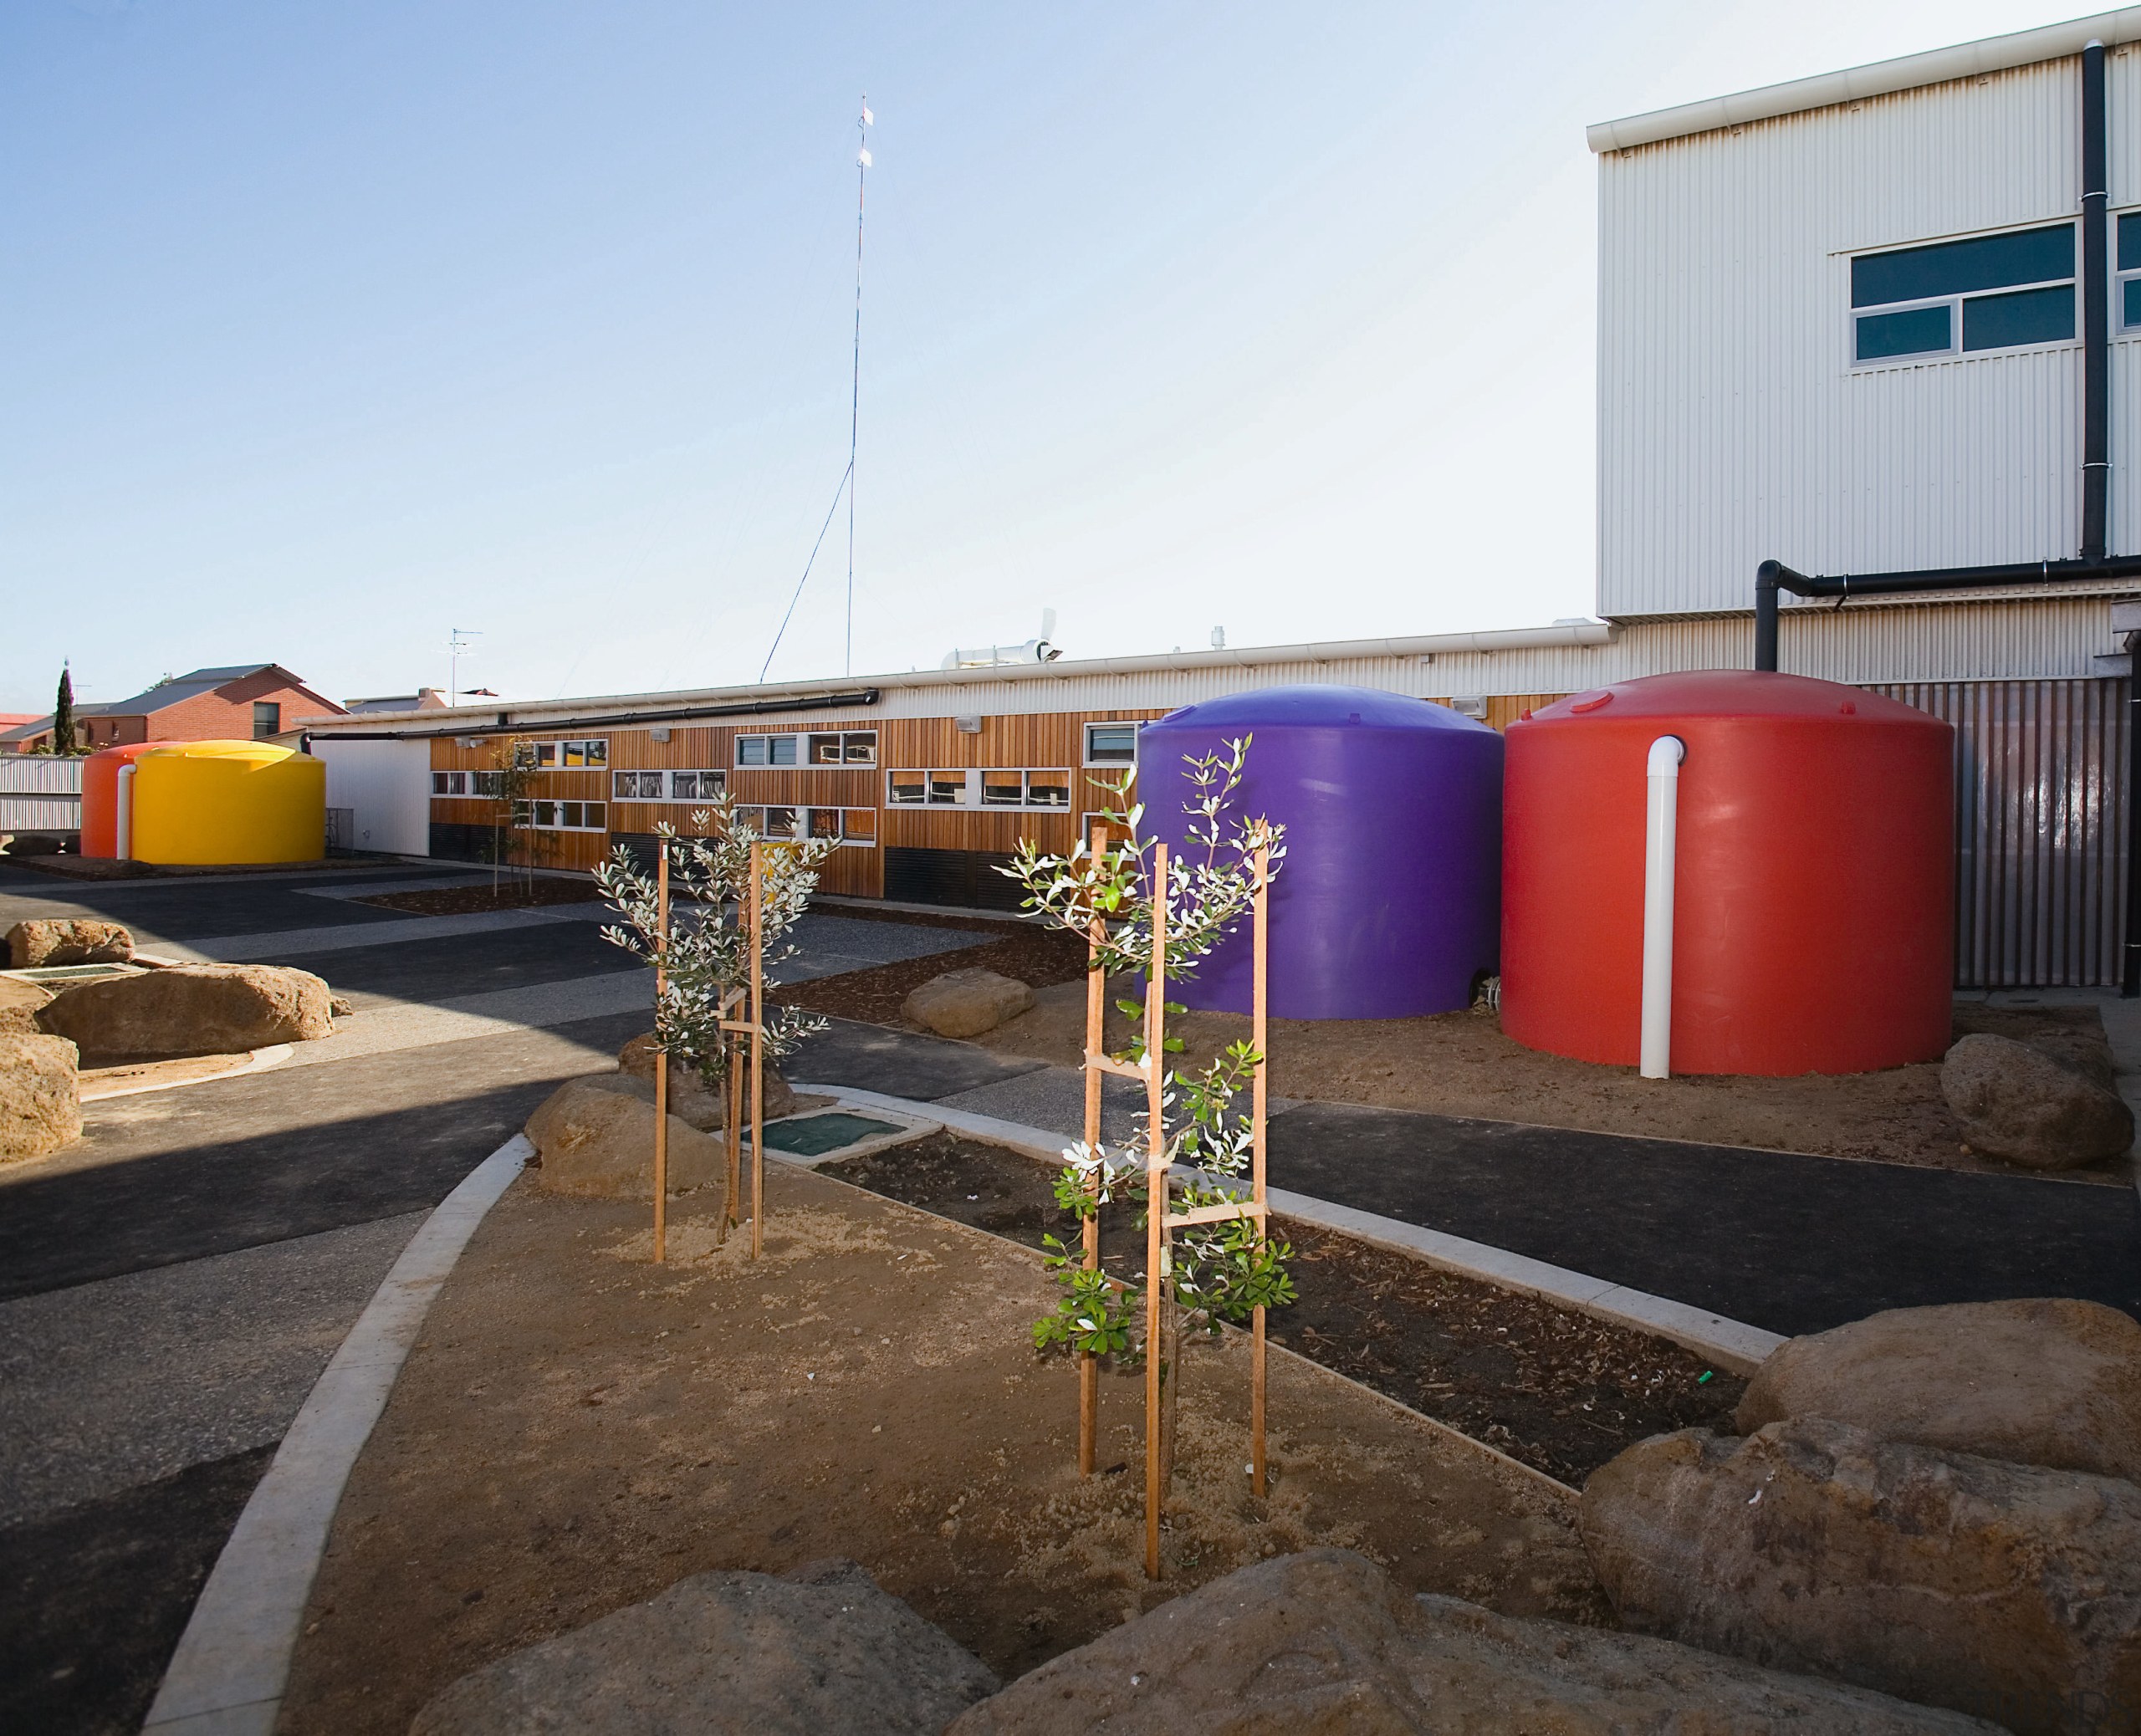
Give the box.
[1640,735,1685,1080]
[115,763,137,861]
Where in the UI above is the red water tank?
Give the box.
[1501,671,1954,1076]
[80,743,162,859]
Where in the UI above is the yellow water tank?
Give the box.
[130,740,326,865]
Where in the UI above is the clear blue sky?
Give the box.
[1,0,2077,713]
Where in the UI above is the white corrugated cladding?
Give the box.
[1598,53,2109,619]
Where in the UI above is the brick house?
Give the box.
[1,665,345,752]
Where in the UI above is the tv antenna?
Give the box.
[447,626,480,704]
[759,96,872,684]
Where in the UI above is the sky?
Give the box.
[0,0,2091,714]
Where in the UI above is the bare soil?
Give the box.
[969,982,2131,1182]
[357,876,605,915]
[775,925,1089,1026]
[825,1133,1745,1488]
[278,1164,1602,1734]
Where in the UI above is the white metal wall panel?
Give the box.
[316,739,430,856]
[0,757,83,831]
[1599,54,2100,619]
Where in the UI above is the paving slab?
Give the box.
[1266,1100,2141,1338]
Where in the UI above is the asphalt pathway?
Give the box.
[789,1030,2141,1337]
[0,859,993,1733]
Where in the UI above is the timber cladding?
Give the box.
[422,707,1171,891]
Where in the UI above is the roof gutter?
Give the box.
[307,687,882,743]
[296,621,1620,734]
[1588,7,2141,152]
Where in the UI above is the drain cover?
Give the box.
[760,1111,907,1158]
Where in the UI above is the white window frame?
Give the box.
[1082,721,1141,768]
[733,804,876,847]
[611,770,666,801]
[609,768,728,802]
[2117,208,2141,333]
[736,730,875,768]
[430,770,470,797]
[667,768,727,802]
[1847,225,2078,370]
[525,738,610,769]
[979,768,1073,810]
[514,799,609,832]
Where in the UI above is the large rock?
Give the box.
[35,963,333,1057]
[1580,1417,2141,1732]
[410,1558,998,1735]
[951,1548,1990,1734]
[0,1033,80,1162]
[902,968,1035,1039]
[619,1032,795,1129]
[0,975,53,1038]
[1738,1298,2141,1483]
[526,1076,728,1199]
[1941,1031,2133,1169]
[2,833,68,856]
[7,918,133,968]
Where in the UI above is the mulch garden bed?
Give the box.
[775,925,1090,1026]
[823,1132,1745,1487]
[358,877,606,915]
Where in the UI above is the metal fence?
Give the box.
[0,755,83,833]
[1871,678,2129,988]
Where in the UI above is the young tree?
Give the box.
[52,665,75,757]
[481,736,543,896]
[594,793,836,1100]
[1003,739,1294,1486]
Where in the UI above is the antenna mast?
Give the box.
[846,96,871,677]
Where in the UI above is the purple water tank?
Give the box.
[1137,684,1502,1020]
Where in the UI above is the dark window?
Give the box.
[1852,224,2073,308]
[2127,278,2141,329]
[253,702,280,738]
[1854,304,1952,361]
[1085,722,1140,765]
[1963,284,2074,351]
[2121,212,2141,272]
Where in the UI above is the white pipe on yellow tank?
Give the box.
[1639,735,1685,1080]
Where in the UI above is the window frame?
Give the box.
[430,770,470,797]
[1082,721,1142,768]
[737,729,875,768]
[2115,210,2141,334]
[733,804,877,846]
[514,799,609,832]
[525,737,610,770]
[889,768,1071,810]
[253,701,281,739]
[1848,222,2078,370]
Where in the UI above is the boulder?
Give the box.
[1738,1298,2141,1483]
[0,975,53,1038]
[1580,1417,2141,1733]
[0,1033,80,1162]
[7,918,133,968]
[410,1558,998,1736]
[619,1032,795,1129]
[1940,1031,2133,1169]
[525,1076,727,1199]
[2,833,67,856]
[950,1548,1992,1734]
[902,968,1035,1039]
[34,963,333,1057]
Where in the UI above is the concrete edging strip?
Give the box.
[795,1082,1786,1376]
[141,1134,532,1736]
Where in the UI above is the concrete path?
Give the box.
[0,860,998,1735]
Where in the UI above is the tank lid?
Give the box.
[1524,670,1942,725]
[141,739,297,764]
[1152,683,1493,733]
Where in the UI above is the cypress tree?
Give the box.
[52,665,76,755]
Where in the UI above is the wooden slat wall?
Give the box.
[422,701,1584,893]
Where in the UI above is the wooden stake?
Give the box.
[1144,842,1168,1581]
[1251,840,1270,1499]
[652,845,670,1264]
[721,1029,741,1242]
[1079,819,1106,1477]
[749,840,766,1260]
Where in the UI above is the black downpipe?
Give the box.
[2084,39,2110,562]
[1757,47,2141,989]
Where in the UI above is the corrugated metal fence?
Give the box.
[1871,679,2128,988]
[0,756,83,833]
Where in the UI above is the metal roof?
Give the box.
[1588,8,2141,153]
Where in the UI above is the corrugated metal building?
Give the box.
[304,12,2141,988]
